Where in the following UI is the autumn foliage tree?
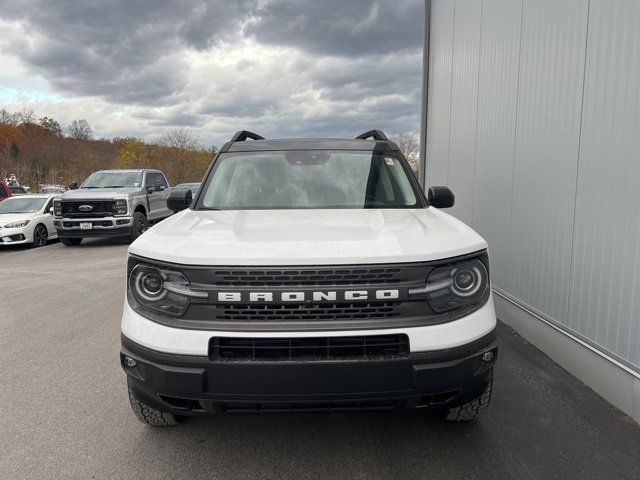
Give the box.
[68,119,93,140]
[0,107,214,190]
[115,138,149,169]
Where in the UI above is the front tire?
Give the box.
[60,237,83,246]
[445,380,493,421]
[32,224,48,248]
[129,211,148,242]
[127,384,182,427]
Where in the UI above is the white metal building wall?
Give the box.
[425,0,640,373]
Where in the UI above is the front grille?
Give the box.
[210,267,404,286]
[61,201,113,217]
[214,302,401,321]
[209,334,410,361]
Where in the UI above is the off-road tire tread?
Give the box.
[445,380,492,421]
[127,386,179,426]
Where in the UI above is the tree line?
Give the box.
[0,107,215,190]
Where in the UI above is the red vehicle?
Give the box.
[0,181,12,202]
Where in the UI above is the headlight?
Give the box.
[113,199,128,215]
[4,220,30,228]
[129,263,207,317]
[53,200,62,216]
[411,258,489,313]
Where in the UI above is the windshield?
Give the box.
[41,187,62,193]
[198,150,421,210]
[0,197,46,214]
[82,172,142,188]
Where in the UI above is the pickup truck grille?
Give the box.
[209,334,410,361]
[61,201,113,217]
[214,302,401,321]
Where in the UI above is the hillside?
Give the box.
[0,108,214,190]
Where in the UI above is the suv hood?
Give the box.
[130,208,487,266]
[60,187,140,199]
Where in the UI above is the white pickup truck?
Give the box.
[120,130,497,426]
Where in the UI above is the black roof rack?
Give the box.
[230,130,265,142]
[355,130,388,141]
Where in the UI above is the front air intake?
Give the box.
[209,334,410,361]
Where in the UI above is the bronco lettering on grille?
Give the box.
[216,289,400,303]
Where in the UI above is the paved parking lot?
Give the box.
[1,239,640,479]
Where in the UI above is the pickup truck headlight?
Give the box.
[53,200,62,216]
[4,220,30,228]
[113,199,128,215]
[416,258,489,313]
[129,263,207,317]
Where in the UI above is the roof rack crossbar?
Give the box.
[355,130,388,141]
[230,130,265,142]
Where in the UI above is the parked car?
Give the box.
[0,181,11,203]
[53,169,173,246]
[120,130,497,426]
[0,194,58,247]
[174,182,200,195]
[8,185,29,195]
[40,186,65,194]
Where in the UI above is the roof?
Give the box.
[224,137,399,153]
[6,193,54,199]
[95,169,160,173]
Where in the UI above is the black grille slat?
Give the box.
[61,201,114,217]
[214,302,401,321]
[209,334,409,361]
[210,267,404,287]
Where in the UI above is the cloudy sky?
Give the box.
[0,0,424,148]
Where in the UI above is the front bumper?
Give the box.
[122,329,497,415]
[0,231,29,245]
[55,216,132,238]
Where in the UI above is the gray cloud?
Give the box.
[0,0,252,104]
[245,0,423,56]
[0,0,423,143]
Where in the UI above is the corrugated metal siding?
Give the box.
[568,0,640,366]
[446,0,482,224]
[472,0,522,288]
[507,0,588,323]
[426,0,640,371]
[425,0,455,187]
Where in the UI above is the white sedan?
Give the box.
[0,194,58,247]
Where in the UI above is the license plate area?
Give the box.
[80,222,92,230]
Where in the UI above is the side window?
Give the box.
[156,173,168,188]
[144,173,154,187]
[146,172,167,189]
[44,198,54,212]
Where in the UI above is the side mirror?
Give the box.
[146,186,155,194]
[167,188,192,212]
[68,182,78,190]
[49,207,54,215]
[428,186,455,208]
[155,184,164,192]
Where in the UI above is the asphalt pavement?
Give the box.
[1,239,639,479]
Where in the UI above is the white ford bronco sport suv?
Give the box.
[121,130,497,426]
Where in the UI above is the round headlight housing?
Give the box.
[135,270,166,301]
[129,264,195,317]
[423,258,489,313]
